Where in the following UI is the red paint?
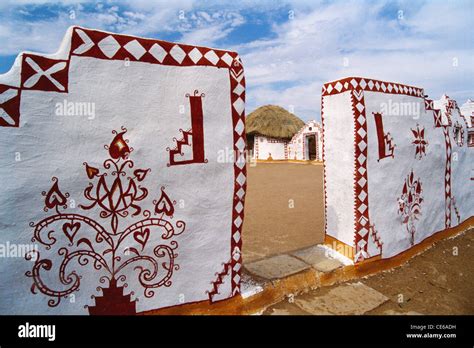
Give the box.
[27,129,185,313]
[88,278,136,315]
[373,112,395,161]
[168,91,206,166]
[108,131,131,159]
[398,170,423,246]
[352,89,371,261]
[5,26,246,303]
[411,124,428,159]
[0,85,21,127]
[21,54,69,92]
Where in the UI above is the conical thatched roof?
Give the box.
[246,105,305,139]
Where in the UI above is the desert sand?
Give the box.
[242,162,325,263]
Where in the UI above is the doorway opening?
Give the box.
[306,134,317,160]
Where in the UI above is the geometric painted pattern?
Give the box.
[322,76,453,262]
[229,56,246,296]
[21,54,69,92]
[351,89,371,262]
[425,98,443,127]
[433,95,463,229]
[443,127,452,228]
[0,85,21,127]
[1,26,246,298]
[70,27,238,69]
[322,77,424,98]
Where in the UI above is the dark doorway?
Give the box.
[307,135,317,160]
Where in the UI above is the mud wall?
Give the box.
[322,77,473,262]
[0,27,246,314]
[254,135,288,160]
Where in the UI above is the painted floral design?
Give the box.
[25,127,185,314]
[411,124,428,160]
[398,170,423,246]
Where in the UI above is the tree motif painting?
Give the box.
[397,170,423,246]
[25,127,185,314]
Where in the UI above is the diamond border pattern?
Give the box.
[229,57,246,296]
[351,89,371,262]
[322,76,454,263]
[0,26,246,301]
[70,27,238,68]
[322,77,424,98]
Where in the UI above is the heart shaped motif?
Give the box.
[154,188,174,217]
[133,228,150,250]
[45,180,67,209]
[134,169,149,182]
[62,222,81,243]
[85,163,99,179]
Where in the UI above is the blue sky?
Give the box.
[0,0,472,121]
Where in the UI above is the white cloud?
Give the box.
[177,10,246,46]
[0,0,248,56]
[238,0,474,120]
[0,0,472,122]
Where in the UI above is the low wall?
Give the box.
[322,77,473,262]
[0,27,246,314]
[254,135,288,160]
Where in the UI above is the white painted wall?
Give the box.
[323,91,356,248]
[288,120,323,161]
[0,27,245,314]
[365,92,446,258]
[322,77,473,262]
[435,95,473,227]
[254,135,287,160]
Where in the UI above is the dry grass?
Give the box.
[246,105,305,139]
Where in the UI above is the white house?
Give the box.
[246,105,305,161]
[288,120,323,161]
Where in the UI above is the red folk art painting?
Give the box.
[26,128,185,314]
[0,27,246,312]
[321,78,461,261]
[398,170,423,246]
[167,90,207,166]
[411,124,429,160]
[373,112,396,161]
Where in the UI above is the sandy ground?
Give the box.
[364,229,474,315]
[264,230,474,315]
[242,163,325,263]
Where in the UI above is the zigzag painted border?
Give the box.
[322,76,452,262]
[207,261,232,303]
[322,77,424,98]
[351,89,371,262]
[0,26,246,303]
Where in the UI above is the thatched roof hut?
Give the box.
[246,105,305,140]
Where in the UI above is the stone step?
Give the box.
[244,254,310,280]
[291,244,345,273]
[294,282,389,315]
